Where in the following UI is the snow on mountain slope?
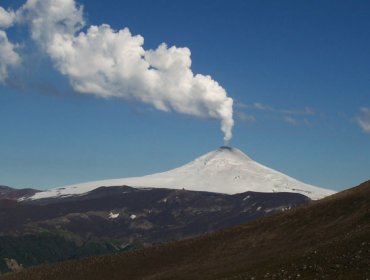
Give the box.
[30,147,336,200]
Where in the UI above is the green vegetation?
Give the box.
[0,234,115,274]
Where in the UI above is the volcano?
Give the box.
[30,147,335,200]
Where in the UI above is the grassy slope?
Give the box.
[2,181,369,280]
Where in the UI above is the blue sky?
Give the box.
[0,0,369,191]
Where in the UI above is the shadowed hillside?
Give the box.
[2,181,369,280]
[0,186,39,201]
[0,187,309,273]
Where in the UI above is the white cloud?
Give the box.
[283,116,298,126]
[15,0,234,142]
[355,107,370,134]
[0,7,15,29]
[17,0,85,45]
[253,102,273,111]
[280,107,315,116]
[236,111,255,123]
[0,7,19,83]
[242,102,315,116]
[236,101,315,126]
[0,31,20,83]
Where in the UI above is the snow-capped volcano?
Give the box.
[30,147,335,200]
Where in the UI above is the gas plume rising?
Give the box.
[2,0,234,142]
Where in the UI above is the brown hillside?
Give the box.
[2,181,369,280]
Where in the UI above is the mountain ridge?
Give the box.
[0,186,39,201]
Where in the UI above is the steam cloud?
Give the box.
[1,0,234,142]
[0,7,20,83]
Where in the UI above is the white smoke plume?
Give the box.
[14,0,234,142]
[0,31,20,83]
[0,7,15,29]
[0,7,20,83]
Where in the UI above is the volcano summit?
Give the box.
[30,147,335,200]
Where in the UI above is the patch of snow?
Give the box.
[256,206,262,211]
[29,146,336,201]
[109,212,119,219]
[130,214,137,220]
[243,195,251,201]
